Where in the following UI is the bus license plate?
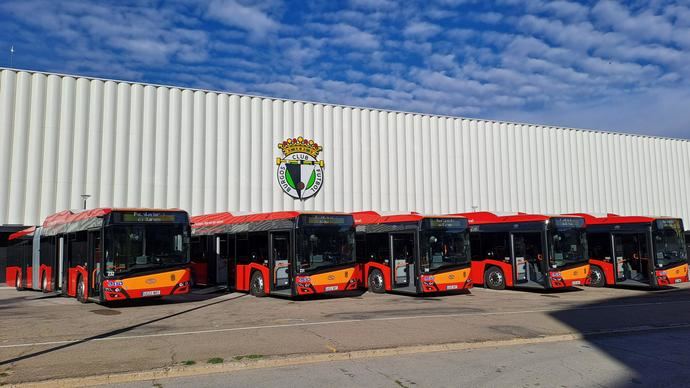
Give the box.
[142,290,161,297]
[675,279,682,283]
[572,281,581,286]
[325,286,339,292]
[446,285,458,290]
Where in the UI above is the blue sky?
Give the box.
[1,0,689,138]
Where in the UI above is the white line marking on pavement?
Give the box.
[2,298,690,349]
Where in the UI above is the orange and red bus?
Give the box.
[353,212,472,295]
[6,208,191,303]
[455,212,590,290]
[573,214,688,288]
[191,212,359,297]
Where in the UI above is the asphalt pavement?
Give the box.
[109,328,690,388]
[2,283,690,386]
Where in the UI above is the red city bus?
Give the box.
[455,212,590,290]
[353,212,472,295]
[573,214,689,288]
[191,211,359,297]
[6,208,192,303]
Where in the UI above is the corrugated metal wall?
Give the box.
[1,68,689,226]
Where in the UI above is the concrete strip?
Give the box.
[4,298,690,350]
[18,322,690,388]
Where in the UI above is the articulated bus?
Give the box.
[455,212,590,290]
[6,208,192,303]
[573,214,688,288]
[353,212,472,295]
[191,212,359,297]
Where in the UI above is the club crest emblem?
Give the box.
[276,137,324,200]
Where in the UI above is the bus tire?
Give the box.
[368,269,386,293]
[485,267,506,290]
[76,275,88,303]
[589,266,606,287]
[249,271,266,297]
[15,274,23,291]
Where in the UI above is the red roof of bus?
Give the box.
[191,211,351,227]
[8,226,36,241]
[569,213,670,225]
[352,211,466,226]
[42,208,184,228]
[452,211,581,225]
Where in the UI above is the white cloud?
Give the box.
[207,0,280,37]
[404,21,442,40]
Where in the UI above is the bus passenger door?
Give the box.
[58,236,66,294]
[87,231,102,299]
[512,232,545,285]
[390,232,417,293]
[270,232,291,291]
[613,233,650,283]
[216,235,229,286]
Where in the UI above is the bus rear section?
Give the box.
[22,208,192,303]
[353,212,472,295]
[574,214,689,288]
[192,212,359,298]
[455,212,590,291]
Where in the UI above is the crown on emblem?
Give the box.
[278,137,322,158]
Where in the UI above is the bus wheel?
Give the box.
[368,269,386,293]
[485,267,505,290]
[76,276,88,303]
[589,266,606,287]
[15,274,23,291]
[249,271,266,297]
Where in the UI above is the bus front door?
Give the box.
[270,232,292,293]
[87,231,102,300]
[613,233,650,284]
[390,232,417,293]
[512,232,546,286]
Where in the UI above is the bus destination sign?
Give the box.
[552,217,585,228]
[423,218,468,230]
[301,215,352,226]
[121,212,177,223]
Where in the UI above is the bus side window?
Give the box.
[470,233,482,261]
[364,233,387,264]
[479,232,509,261]
[588,233,612,261]
[248,233,268,264]
[235,233,249,265]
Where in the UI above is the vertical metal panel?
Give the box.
[166,88,182,208]
[2,68,690,227]
[203,93,218,213]
[24,73,47,223]
[153,87,170,207]
[7,72,31,223]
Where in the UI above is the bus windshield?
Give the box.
[297,226,355,273]
[548,226,588,268]
[419,228,471,272]
[104,224,190,276]
[653,220,687,268]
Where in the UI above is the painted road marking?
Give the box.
[2,299,690,349]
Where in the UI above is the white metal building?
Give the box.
[1,67,690,228]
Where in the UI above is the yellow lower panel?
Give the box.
[122,269,188,290]
[309,268,355,286]
[433,268,470,285]
[559,265,589,280]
